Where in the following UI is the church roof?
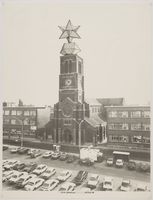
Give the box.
[85,115,106,127]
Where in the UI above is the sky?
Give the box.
[2,1,152,106]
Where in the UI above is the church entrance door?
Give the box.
[63,129,73,144]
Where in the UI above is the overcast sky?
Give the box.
[2,1,151,106]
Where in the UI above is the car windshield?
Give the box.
[105,181,111,185]
[108,158,113,161]
[28,182,34,186]
[122,182,129,187]
[12,175,17,178]
[37,167,42,170]
[43,183,49,187]
[90,177,97,181]
[59,172,66,176]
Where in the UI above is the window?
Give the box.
[63,119,71,125]
[131,111,141,118]
[24,118,29,125]
[108,123,128,130]
[109,135,129,143]
[118,111,128,118]
[4,110,9,115]
[142,111,150,118]
[11,119,16,125]
[24,111,30,116]
[30,120,35,125]
[16,110,22,116]
[11,110,16,115]
[108,111,117,118]
[3,119,9,124]
[78,61,82,74]
[131,123,141,130]
[30,110,36,116]
[142,137,150,144]
[142,124,150,131]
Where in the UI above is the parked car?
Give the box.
[116,159,124,168]
[3,159,10,167]
[120,179,131,191]
[23,162,38,173]
[8,171,28,184]
[59,153,68,161]
[18,147,29,154]
[137,162,150,173]
[102,177,113,191]
[10,147,21,153]
[13,162,26,171]
[67,155,76,163]
[3,145,9,151]
[72,171,88,186]
[3,170,15,182]
[42,151,53,158]
[57,170,72,182]
[30,150,41,158]
[87,174,99,189]
[24,178,44,191]
[79,158,94,166]
[51,152,61,160]
[127,161,136,170]
[135,184,148,191]
[15,174,37,188]
[27,149,36,155]
[106,158,114,166]
[40,167,56,180]
[59,182,76,192]
[4,160,19,170]
[39,179,59,191]
[32,164,47,175]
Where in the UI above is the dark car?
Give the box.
[79,158,94,166]
[138,162,150,173]
[18,148,29,154]
[30,150,41,158]
[23,162,38,173]
[3,145,9,151]
[51,152,61,160]
[72,170,88,186]
[13,162,26,171]
[67,155,76,163]
[127,161,136,170]
[59,153,68,161]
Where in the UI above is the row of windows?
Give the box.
[108,111,150,118]
[108,123,150,131]
[61,60,82,74]
[3,119,36,125]
[91,106,100,114]
[109,135,150,144]
[4,110,36,116]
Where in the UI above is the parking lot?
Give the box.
[3,145,150,192]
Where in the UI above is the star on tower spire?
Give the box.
[58,20,81,55]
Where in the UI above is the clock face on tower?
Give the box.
[65,79,72,86]
[62,103,73,117]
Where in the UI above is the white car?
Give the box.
[40,167,56,180]
[3,160,9,167]
[42,151,53,158]
[135,184,148,191]
[59,182,76,192]
[27,148,35,155]
[24,178,44,191]
[32,164,47,175]
[15,174,37,188]
[10,147,21,153]
[87,174,99,189]
[103,177,113,191]
[57,170,72,182]
[2,170,15,182]
[106,158,114,166]
[4,160,19,170]
[39,179,59,191]
[120,179,131,191]
[8,171,28,184]
[116,159,124,168]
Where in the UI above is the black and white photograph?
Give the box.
[1,0,152,199]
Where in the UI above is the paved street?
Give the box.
[3,145,150,192]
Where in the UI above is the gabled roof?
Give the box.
[85,115,106,127]
[97,98,124,106]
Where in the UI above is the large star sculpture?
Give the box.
[59,20,81,43]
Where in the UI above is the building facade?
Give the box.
[3,102,51,138]
[105,106,150,148]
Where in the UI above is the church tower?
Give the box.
[53,20,86,145]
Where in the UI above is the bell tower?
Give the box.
[53,20,86,145]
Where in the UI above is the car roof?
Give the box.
[90,174,98,178]
[122,179,130,183]
[116,159,123,161]
[45,179,59,184]
[104,177,112,182]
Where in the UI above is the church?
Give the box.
[52,20,107,146]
